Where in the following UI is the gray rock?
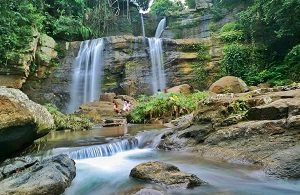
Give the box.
[178,124,212,142]
[247,98,300,120]
[130,161,205,189]
[287,115,300,129]
[0,154,76,195]
[169,113,194,131]
[0,156,38,180]
[264,146,300,179]
[134,188,165,195]
[204,120,286,145]
[221,114,244,126]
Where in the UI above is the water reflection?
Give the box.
[30,124,164,152]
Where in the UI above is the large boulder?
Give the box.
[0,87,54,159]
[209,76,248,94]
[130,161,205,189]
[167,84,193,95]
[0,154,76,195]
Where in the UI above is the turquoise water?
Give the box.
[64,149,300,195]
[38,126,300,195]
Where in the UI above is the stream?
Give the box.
[33,125,300,195]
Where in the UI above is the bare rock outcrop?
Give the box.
[0,87,54,160]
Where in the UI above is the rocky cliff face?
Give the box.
[162,11,212,39]
[22,35,222,111]
[0,33,58,89]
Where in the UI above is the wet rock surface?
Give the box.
[159,87,300,179]
[264,146,300,179]
[133,188,165,195]
[0,154,76,195]
[130,161,205,189]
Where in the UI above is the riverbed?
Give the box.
[33,125,300,195]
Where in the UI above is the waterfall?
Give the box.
[149,38,166,93]
[67,38,105,113]
[155,17,166,38]
[135,129,169,148]
[148,18,167,94]
[68,138,138,160]
[140,13,146,37]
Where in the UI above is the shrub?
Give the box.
[45,104,92,131]
[129,92,208,123]
[220,22,245,43]
[221,43,251,79]
[186,0,196,9]
[284,44,300,81]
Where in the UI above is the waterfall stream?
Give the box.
[34,126,300,195]
[67,138,138,160]
[149,18,167,93]
[67,38,105,113]
[140,13,145,37]
[155,17,166,38]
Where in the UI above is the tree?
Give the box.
[150,0,184,16]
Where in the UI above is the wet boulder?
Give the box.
[0,154,76,195]
[130,161,205,189]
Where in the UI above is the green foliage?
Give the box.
[129,92,208,123]
[221,43,251,79]
[186,0,196,9]
[179,43,210,88]
[0,0,44,64]
[45,104,92,131]
[216,0,300,86]
[284,44,300,82]
[43,0,90,40]
[55,43,67,59]
[219,22,245,43]
[151,0,184,16]
[52,16,90,40]
[230,99,249,115]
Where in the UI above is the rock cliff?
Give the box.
[22,35,222,111]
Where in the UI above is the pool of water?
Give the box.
[36,125,300,195]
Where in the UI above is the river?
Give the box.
[31,125,300,195]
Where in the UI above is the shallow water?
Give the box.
[38,126,300,195]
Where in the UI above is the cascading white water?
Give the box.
[149,38,166,93]
[140,13,146,37]
[67,138,138,160]
[67,38,105,113]
[155,17,166,38]
[149,18,167,93]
